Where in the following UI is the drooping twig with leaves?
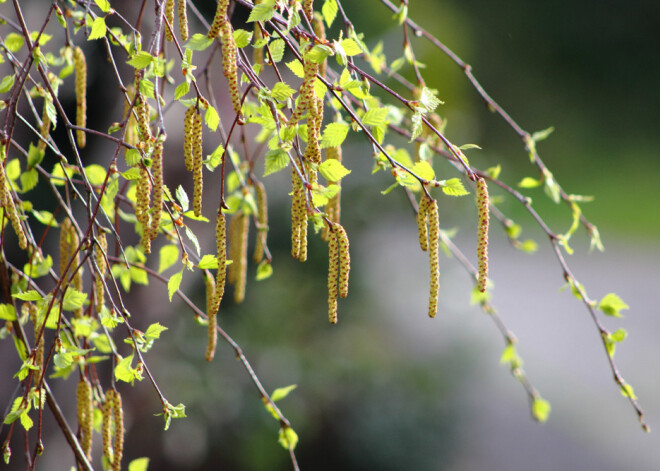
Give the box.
[0,0,647,469]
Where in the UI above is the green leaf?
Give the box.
[185,34,213,51]
[319,159,351,182]
[518,239,538,253]
[518,176,542,188]
[620,383,637,400]
[174,81,189,100]
[20,169,38,193]
[0,74,15,93]
[320,122,349,149]
[88,17,107,40]
[411,160,435,181]
[158,245,179,273]
[441,178,469,196]
[247,0,276,22]
[256,260,273,281]
[305,45,333,64]
[271,384,297,402]
[264,149,289,177]
[128,457,150,471]
[94,0,111,13]
[5,33,24,53]
[286,60,304,78]
[13,290,42,301]
[0,304,16,321]
[532,126,554,142]
[167,270,183,301]
[198,254,219,269]
[233,29,253,48]
[184,226,201,256]
[278,426,298,451]
[611,328,627,343]
[322,0,338,27]
[598,293,629,318]
[271,82,295,101]
[269,39,285,63]
[127,51,154,69]
[339,39,362,56]
[532,397,551,423]
[205,105,220,131]
[175,185,189,212]
[27,143,45,169]
[62,288,88,311]
[125,148,141,166]
[361,107,389,127]
[419,87,442,113]
[85,164,107,186]
[145,322,168,340]
[114,354,137,383]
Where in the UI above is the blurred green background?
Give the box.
[3,0,659,470]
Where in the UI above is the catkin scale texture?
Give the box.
[73,46,87,148]
[76,377,93,459]
[205,274,218,361]
[211,212,227,315]
[427,198,440,318]
[164,0,175,41]
[477,177,490,292]
[150,141,164,241]
[178,0,189,41]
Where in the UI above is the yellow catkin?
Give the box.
[76,377,93,460]
[111,390,124,471]
[252,1,264,66]
[95,232,107,313]
[228,212,248,303]
[150,141,164,241]
[38,98,51,151]
[183,106,195,172]
[321,147,342,241]
[211,211,227,314]
[137,165,152,254]
[336,224,350,298]
[290,169,308,261]
[290,55,318,125]
[302,0,314,22]
[252,180,268,263]
[164,0,175,41]
[135,92,152,143]
[208,0,230,39]
[178,0,189,41]
[205,273,218,362]
[102,391,113,465]
[416,195,429,251]
[427,198,440,317]
[72,46,87,148]
[220,22,241,116]
[477,177,490,293]
[60,218,83,317]
[327,225,339,323]
[191,110,203,217]
[0,145,27,249]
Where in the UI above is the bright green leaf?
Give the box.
[94,0,111,13]
[441,178,469,196]
[185,34,213,51]
[168,270,183,301]
[532,397,551,423]
[233,29,253,48]
[256,260,273,281]
[127,51,154,69]
[0,75,15,93]
[88,17,107,40]
[198,254,219,269]
[0,304,16,321]
[518,177,542,188]
[158,245,179,273]
[339,38,362,56]
[322,0,338,27]
[320,122,349,149]
[269,39,286,63]
[247,0,276,22]
[5,33,24,53]
[264,149,289,177]
[205,105,220,131]
[278,426,298,451]
[128,457,150,471]
[271,82,295,101]
[271,384,297,402]
[599,293,629,318]
[319,159,351,182]
[361,107,389,127]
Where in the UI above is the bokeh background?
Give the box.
[1,0,659,469]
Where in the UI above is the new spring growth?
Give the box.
[0,145,27,249]
[220,21,241,116]
[290,169,308,261]
[208,0,230,39]
[426,198,440,317]
[253,180,268,264]
[164,0,174,41]
[101,389,125,471]
[476,177,490,292]
[137,165,152,253]
[72,46,87,148]
[150,140,164,242]
[178,0,189,41]
[211,211,227,315]
[326,223,351,323]
[229,211,249,303]
[205,273,218,362]
[76,377,93,460]
[95,232,107,313]
[183,106,196,172]
[191,109,204,217]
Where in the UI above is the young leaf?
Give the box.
[264,149,289,177]
[198,254,219,269]
[441,178,469,196]
[319,159,351,182]
[94,0,111,13]
[158,245,179,273]
[598,293,629,317]
[185,34,213,51]
[320,122,349,148]
[167,270,183,301]
[271,384,297,402]
[278,426,299,451]
[256,260,273,281]
[247,0,276,22]
[128,458,151,471]
[88,17,107,40]
[322,0,338,27]
[205,105,220,131]
[127,51,154,69]
[532,396,551,423]
[271,82,296,101]
[233,29,253,48]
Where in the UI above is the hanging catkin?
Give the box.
[476,177,489,292]
[72,46,87,148]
